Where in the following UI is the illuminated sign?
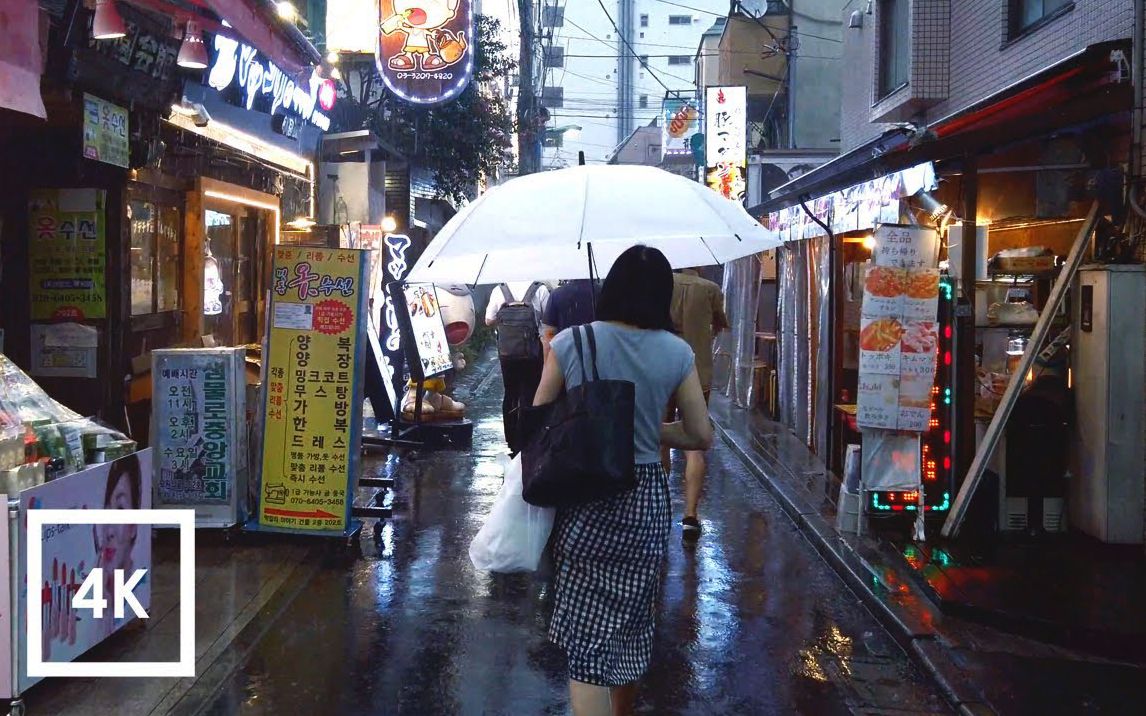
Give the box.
[376,0,475,105]
[379,233,412,413]
[662,97,700,158]
[206,35,333,131]
[704,86,746,202]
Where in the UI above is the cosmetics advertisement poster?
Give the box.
[18,450,153,690]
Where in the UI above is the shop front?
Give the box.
[744,38,1143,650]
[0,0,329,697]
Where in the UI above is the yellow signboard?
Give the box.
[258,247,368,534]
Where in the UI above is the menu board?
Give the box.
[402,283,453,378]
[856,225,940,431]
[152,348,247,519]
[258,247,368,534]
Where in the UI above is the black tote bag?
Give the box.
[520,324,637,508]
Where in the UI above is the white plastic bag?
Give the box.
[469,455,555,573]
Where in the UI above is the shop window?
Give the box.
[129,200,182,316]
[878,0,910,98]
[667,56,692,66]
[1008,0,1072,38]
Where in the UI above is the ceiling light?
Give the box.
[287,216,316,230]
[92,0,126,40]
[381,215,398,233]
[177,20,208,69]
[277,2,298,21]
[862,234,876,251]
[326,51,340,65]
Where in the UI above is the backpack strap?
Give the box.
[523,281,540,305]
[499,284,514,303]
[583,324,601,382]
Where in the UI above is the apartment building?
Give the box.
[538,0,729,168]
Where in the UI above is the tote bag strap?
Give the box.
[584,324,601,381]
[571,325,601,384]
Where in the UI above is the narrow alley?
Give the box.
[28,361,950,715]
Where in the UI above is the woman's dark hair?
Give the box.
[105,453,143,509]
[595,245,675,331]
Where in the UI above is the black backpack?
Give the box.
[495,283,542,361]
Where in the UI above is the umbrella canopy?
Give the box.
[406,165,781,285]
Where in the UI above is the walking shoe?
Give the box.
[681,516,701,541]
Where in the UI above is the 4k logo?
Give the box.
[72,567,150,620]
[28,509,196,678]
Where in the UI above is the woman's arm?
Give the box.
[533,348,565,406]
[660,366,714,450]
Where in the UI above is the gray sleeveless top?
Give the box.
[551,321,695,464]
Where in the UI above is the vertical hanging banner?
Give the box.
[704,86,747,202]
[376,0,474,105]
[661,96,700,160]
[257,247,368,534]
[28,189,107,320]
[856,225,941,431]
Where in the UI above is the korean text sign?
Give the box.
[258,247,368,533]
[28,189,107,321]
[704,86,746,202]
[82,94,129,168]
[152,349,247,514]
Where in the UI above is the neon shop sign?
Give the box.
[207,36,334,131]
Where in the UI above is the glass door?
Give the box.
[204,208,235,345]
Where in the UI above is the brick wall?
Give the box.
[840,0,1134,151]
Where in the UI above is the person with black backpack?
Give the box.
[485,281,550,455]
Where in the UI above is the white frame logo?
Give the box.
[27,509,196,678]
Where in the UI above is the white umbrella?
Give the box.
[406,165,781,284]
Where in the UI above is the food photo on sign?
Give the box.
[403,283,453,377]
[377,0,475,104]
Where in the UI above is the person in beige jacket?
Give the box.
[661,268,728,540]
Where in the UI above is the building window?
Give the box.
[544,46,565,68]
[668,15,692,25]
[667,55,692,66]
[541,85,564,108]
[640,13,649,27]
[1009,0,1072,37]
[542,3,564,28]
[129,199,181,315]
[639,94,648,109]
[878,0,909,98]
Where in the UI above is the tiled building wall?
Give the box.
[840,0,1134,151]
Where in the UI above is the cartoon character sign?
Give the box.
[376,0,475,105]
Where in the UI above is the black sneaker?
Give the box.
[681,516,701,541]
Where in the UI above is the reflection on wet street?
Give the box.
[190,368,947,716]
[24,363,949,715]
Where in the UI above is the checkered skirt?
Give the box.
[548,463,671,686]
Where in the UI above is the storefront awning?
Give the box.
[0,3,47,119]
[752,39,1132,218]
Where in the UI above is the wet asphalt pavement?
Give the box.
[185,362,949,716]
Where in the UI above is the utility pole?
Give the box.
[517,0,537,175]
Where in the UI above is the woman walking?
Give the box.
[532,245,713,716]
